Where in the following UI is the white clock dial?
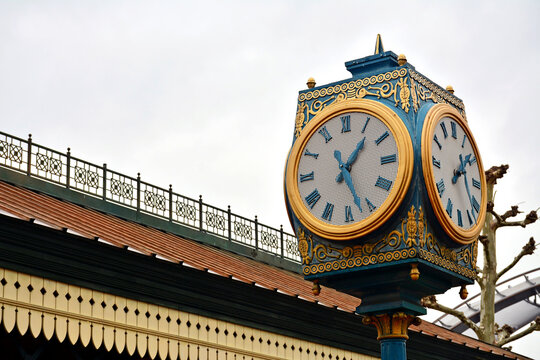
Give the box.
[421,104,486,244]
[297,112,399,225]
[285,99,413,241]
[430,117,482,230]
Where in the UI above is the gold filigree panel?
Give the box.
[0,268,376,360]
[295,68,467,138]
[300,206,477,279]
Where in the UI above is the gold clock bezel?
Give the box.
[285,99,414,241]
[421,104,487,244]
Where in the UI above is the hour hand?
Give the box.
[336,138,366,183]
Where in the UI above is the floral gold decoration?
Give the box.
[300,205,478,280]
[362,313,421,340]
[294,68,467,138]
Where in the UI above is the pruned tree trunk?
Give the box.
[421,164,539,346]
[478,170,497,343]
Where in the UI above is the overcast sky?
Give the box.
[1,1,538,357]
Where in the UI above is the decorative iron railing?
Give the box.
[0,132,300,262]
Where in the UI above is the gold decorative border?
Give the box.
[418,249,476,279]
[0,268,375,360]
[300,205,477,279]
[303,248,418,276]
[295,69,409,138]
[421,104,487,244]
[286,99,414,241]
[298,69,407,103]
[294,68,467,140]
[409,70,466,118]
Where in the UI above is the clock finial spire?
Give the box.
[374,34,384,54]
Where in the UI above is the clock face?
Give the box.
[286,99,413,241]
[422,104,486,244]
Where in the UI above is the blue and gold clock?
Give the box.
[421,104,487,244]
[285,99,414,241]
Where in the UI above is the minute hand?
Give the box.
[334,150,362,212]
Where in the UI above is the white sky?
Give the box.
[1,1,538,357]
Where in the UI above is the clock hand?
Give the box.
[334,150,363,212]
[336,137,366,183]
[346,137,366,167]
[452,153,472,184]
[462,169,477,223]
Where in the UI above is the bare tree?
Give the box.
[421,165,539,346]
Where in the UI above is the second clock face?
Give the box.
[297,111,399,225]
[421,104,486,244]
[430,116,483,230]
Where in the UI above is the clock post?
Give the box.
[284,35,486,360]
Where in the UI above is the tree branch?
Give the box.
[497,237,536,281]
[485,164,509,185]
[497,317,540,347]
[421,296,482,336]
[492,206,537,229]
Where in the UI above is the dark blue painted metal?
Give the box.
[380,338,407,360]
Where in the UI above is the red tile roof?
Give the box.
[0,180,530,359]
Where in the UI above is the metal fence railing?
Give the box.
[0,132,300,263]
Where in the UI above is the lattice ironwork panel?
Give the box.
[173,194,198,228]
[203,204,228,238]
[258,224,280,254]
[230,214,254,247]
[31,145,67,185]
[70,157,103,197]
[0,133,29,173]
[107,171,137,207]
[140,182,168,218]
[283,233,301,261]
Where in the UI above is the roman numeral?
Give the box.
[345,205,354,222]
[433,134,442,150]
[440,122,448,138]
[451,121,457,139]
[322,202,334,221]
[299,172,314,182]
[436,179,445,197]
[361,117,370,133]
[469,156,477,165]
[472,178,481,189]
[366,198,376,212]
[318,126,332,143]
[375,131,389,145]
[304,149,319,159]
[304,189,321,209]
[432,156,441,169]
[472,196,480,214]
[380,154,397,165]
[341,115,351,133]
[446,198,453,218]
[467,210,473,225]
[375,176,393,191]
[457,209,463,227]
[462,135,467,148]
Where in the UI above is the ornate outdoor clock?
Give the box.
[285,100,414,240]
[284,36,486,359]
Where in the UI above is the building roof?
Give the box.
[0,178,531,360]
